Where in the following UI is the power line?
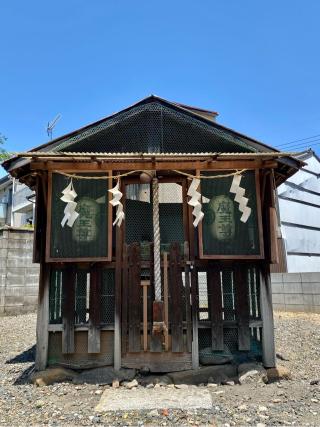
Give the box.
[277,133,320,147]
[278,143,320,153]
[276,138,320,151]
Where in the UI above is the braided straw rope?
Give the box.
[54,168,247,180]
[152,178,162,301]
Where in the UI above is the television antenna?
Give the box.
[47,114,61,140]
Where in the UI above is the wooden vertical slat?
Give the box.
[269,207,279,264]
[33,174,46,263]
[187,191,199,368]
[190,267,199,368]
[88,266,102,353]
[260,265,276,368]
[208,264,224,351]
[150,301,164,352]
[234,265,250,351]
[128,243,141,352]
[121,244,128,354]
[114,202,123,370]
[183,242,192,353]
[169,243,184,353]
[142,280,150,351]
[163,252,169,351]
[35,263,50,370]
[62,266,75,354]
[150,242,163,353]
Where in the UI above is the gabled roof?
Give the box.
[2,95,303,185]
[26,95,277,154]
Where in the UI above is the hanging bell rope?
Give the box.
[152,177,162,302]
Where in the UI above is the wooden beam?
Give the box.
[35,263,50,370]
[30,159,277,172]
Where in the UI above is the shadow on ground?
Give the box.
[5,345,35,364]
[5,345,36,385]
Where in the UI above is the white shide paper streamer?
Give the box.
[229,174,252,223]
[187,178,204,227]
[109,180,125,227]
[60,179,79,227]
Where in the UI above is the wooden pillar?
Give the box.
[260,265,276,368]
[169,243,184,353]
[184,242,192,353]
[190,267,199,369]
[121,244,128,355]
[128,243,141,352]
[35,263,50,371]
[114,221,123,370]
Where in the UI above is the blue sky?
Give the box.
[1,0,320,156]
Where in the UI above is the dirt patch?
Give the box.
[0,311,319,426]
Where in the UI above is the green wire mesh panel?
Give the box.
[248,266,261,319]
[198,271,209,320]
[49,269,63,324]
[221,269,236,321]
[101,269,115,324]
[50,101,257,154]
[49,267,115,325]
[125,183,184,250]
[201,170,260,256]
[50,173,109,259]
[75,270,89,324]
[197,264,262,360]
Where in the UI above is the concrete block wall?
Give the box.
[0,227,39,316]
[271,272,320,313]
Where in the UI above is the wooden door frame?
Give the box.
[118,175,192,360]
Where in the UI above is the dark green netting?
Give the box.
[48,102,256,154]
[101,269,115,324]
[50,173,109,259]
[75,270,89,324]
[201,170,260,256]
[49,267,115,325]
[125,183,184,249]
[49,269,63,324]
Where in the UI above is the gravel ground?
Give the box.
[0,311,319,426]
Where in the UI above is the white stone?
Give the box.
[126,379,138,389]
[95,387,212,411]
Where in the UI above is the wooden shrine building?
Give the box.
[3,96,302,373]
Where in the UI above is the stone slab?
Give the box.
[95,387,212,411]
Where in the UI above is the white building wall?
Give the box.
[277,151,320,273]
